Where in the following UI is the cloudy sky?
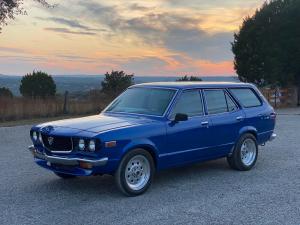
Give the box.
[0,0,264,76]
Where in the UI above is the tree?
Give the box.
[0,87,13,98]
[176,75,202,81]
[101,71,134,98]
[20,71,56,98]
[0,0,52,32]
[232,0,300,104]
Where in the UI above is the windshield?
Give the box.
[105,87,176,116]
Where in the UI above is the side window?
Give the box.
[171,90,203,118]
[204,90,228,114]
[230,88,262,108]
[225,93,238,112]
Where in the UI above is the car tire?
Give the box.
[54,172,77,179]
[115,149,155,197]
[227,133,258,171]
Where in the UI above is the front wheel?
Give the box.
[227,133,258,171]
[115,149,155,196]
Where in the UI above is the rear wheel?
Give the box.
[227,133,258,171]
[54,172,77,179]
[115,149,155,196]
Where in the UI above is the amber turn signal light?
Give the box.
[79,162,93,169]
[105,141,117,148]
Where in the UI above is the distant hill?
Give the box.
[0,75,239,96]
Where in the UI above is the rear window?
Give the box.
[230,88,262,108]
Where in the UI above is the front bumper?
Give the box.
[28,145,108,176]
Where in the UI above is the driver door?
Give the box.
[162,89,212,168]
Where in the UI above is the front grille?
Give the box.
[42,134,73,152]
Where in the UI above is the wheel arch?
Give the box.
[122,140,159,169]
[238,126,258,139]
[229,127,258,156]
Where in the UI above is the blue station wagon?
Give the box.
[28,82,276,196]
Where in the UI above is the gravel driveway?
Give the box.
[0,110,299,225]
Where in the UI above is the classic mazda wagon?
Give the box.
[28,82,276,196]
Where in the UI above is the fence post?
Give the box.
[63,91,69,114]
[274,89,277,108]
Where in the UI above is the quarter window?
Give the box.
[230,88,262,108]
[171,90,203,118]
[225,93,238,112]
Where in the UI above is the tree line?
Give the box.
[0,71,202,99]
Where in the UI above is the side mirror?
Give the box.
[174,113,188,122]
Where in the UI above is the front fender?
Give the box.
[121,138,160,167]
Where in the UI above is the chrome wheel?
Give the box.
[125,155,150,191]
[240,138,257,166]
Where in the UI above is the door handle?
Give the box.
[236,116,244,121]
[201,121,209,127]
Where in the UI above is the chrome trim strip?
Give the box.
[258,130,274,135]
[28,145,108,167]
[159,142,235,158]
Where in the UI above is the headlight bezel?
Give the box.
[32,131,38,142]
[78,139,86,151]
[88,140,96,152]
[76,138,99,152]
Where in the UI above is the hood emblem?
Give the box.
[48,137,54,145]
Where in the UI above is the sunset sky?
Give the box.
[0,0,265,76]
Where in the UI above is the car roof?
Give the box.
[132,82,253,90]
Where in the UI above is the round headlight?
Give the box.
[89,140,96,152]
[38,132,43,144]
[32,131,38,141]
[78,139,85,150]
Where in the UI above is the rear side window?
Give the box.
[230,88,262,108]
[204,89,238,114]
[204,90,228,114]
[171,90,204,118]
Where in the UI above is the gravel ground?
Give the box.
[0,110,299,225]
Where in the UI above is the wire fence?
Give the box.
[260,87,297,108]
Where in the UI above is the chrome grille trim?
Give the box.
[41,134,73,153]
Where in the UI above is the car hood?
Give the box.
[39,114,155,134]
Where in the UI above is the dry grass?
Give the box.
[0,95,111,123]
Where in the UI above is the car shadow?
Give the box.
[31,158,233,198]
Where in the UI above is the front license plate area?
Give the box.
[51,163,75,171]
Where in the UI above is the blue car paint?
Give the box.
[29,82,276,176]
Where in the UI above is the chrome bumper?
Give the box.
[269,133,277,141]
[28,145,108,167]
